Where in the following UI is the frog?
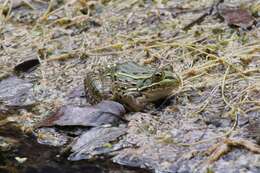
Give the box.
[85,62,180,111]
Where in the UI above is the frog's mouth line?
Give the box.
[114,72,152,80]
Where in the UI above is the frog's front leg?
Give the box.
[123,93,146,112]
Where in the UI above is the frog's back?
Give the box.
[115,62,154,76]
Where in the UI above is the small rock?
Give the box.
[15,157,27,164]
[36,128,68,147]
[0,76,34,107]
[68,126,127,161]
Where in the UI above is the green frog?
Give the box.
[85,62,180,111]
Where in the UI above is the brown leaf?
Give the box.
[219,8,255,29]
[39,101,126,127]
[14,58,40,73]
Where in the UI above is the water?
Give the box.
[0,125,150,173]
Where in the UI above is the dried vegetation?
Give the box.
[0,0,260,172]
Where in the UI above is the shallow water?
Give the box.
[0,125,149,173]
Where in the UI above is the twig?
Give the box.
[183,0,224,31]
[221,65,232,108]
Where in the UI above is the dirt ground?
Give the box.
[0,0,260,173]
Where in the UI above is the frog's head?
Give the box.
[139,65,181,102]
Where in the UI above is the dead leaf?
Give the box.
[14,58,40,73]
[219,8,255,29]
[39,101,126,127]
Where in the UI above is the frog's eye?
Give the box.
[152,71,165,82]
